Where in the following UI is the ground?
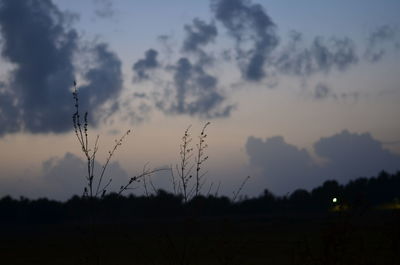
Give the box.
[1,211,398,265]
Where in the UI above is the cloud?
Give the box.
[0,152,130,201]
[246,136,318,193]
[312,82,360,101]
[93,0,115,19]
[128,0,400,118]
[133,18,233,118]
[365,25,399,62]
[42,152,129,200]
[246,131,400,194]
[182,18,218,53]
[0,0,78,134]
[313,130,400,179]
[155,57,235,118]
[273,32,359,77]
[132,49,160,81]
[211,0,278,81]
[79,43,123,122]
[41,152,88,199]
[157,18,234,117]
[138,0,364,117]
[0,88,20,135]
[0,0,123,136]
[121,99,152,125]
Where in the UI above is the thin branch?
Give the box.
[214,181,221,197]
[232,176,251,202]
[206,182,214,197]
[95,129,131,197]
[100,179,112,198]
[148,175,158,194]
[118,168,168,196]
[170,165,177,195]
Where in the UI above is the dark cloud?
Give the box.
[0,0,123,136]
[0,88,20,135]
[314,130,400,180]
[211,0,279,81]
[274,32,359,77]
[365,25,399,62]
[132,49,160,81]
[0,0,78,134]
[246,131,400,194]
[155,57,234,118]
[182,18,217,53]
[79,43,123,122]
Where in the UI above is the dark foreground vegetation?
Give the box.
[0,171,399,265]
[1,170,399,224]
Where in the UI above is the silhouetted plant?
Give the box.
[194,121,210,197]
[72,81,166,265]
[175,125,194,203]
[72,81,162,199]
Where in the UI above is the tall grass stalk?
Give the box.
[195,122,210,197]
[176,125,194,203]
[72,81,162,199]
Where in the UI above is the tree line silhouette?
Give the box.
[1,170,399,224]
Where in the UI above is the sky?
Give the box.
[0,0,399,200]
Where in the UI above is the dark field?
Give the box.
[1,211,398,265]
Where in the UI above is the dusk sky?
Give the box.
[0,0,399,200]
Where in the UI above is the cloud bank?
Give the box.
[246,130,400,194]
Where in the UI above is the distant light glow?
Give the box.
[332,197,338,203]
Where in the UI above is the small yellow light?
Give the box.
[332,197,337,203]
